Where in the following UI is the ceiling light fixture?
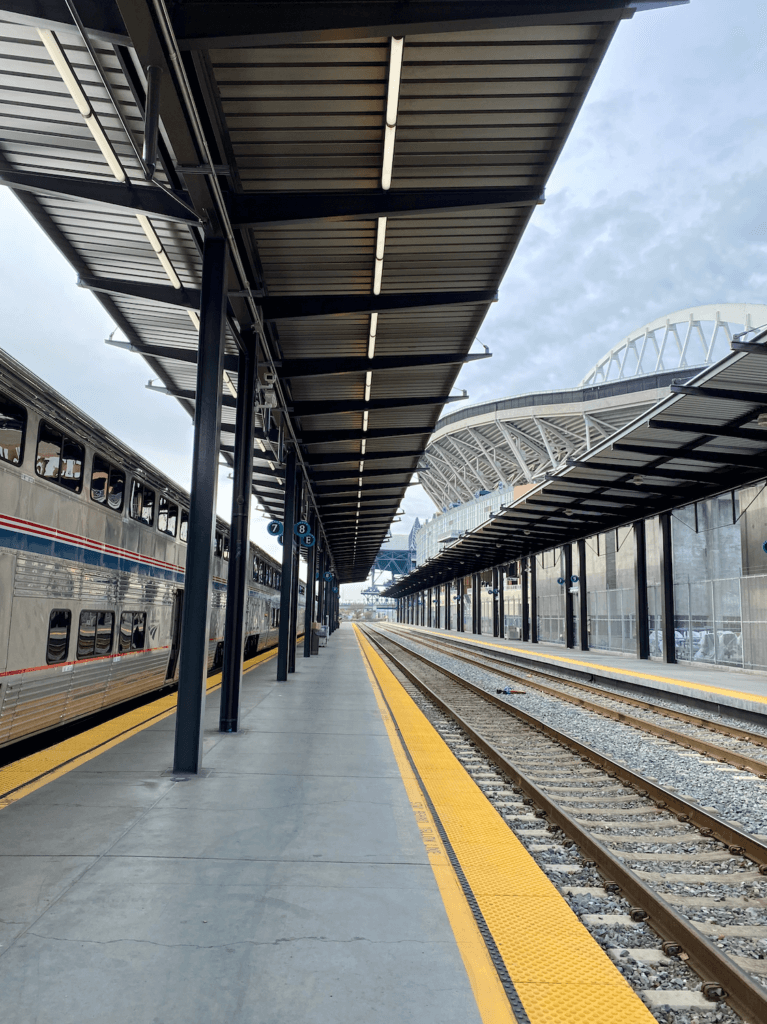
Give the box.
[367,312,378,359]
[365,370,372,402]
[373,217,387,295]
[361,439,367,455]
[362,410,369,432]
[381,37,404,190]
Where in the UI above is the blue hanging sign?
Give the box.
[571,575,579,583]
[294,520,311,537]
[267,520,283,537]
[324,571,334,580]
[557,577,565,585]
[333,586,338,593]
[300,533,315,548]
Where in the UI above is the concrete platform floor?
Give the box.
[398,623,767,717]
[0,625,484,1024]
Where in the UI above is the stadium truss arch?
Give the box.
[418,304,767,511]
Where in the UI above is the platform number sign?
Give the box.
[294,520,311,537]
[300,533,315,548]
[267,520,283,537]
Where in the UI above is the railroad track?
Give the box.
[362,624,767,1024]
[389,624,767,778]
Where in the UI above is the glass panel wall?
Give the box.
[504,581,523,639]
[462,577,472,632]
[536,548,565,644]
[585,527,636,654]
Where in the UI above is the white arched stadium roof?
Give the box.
[579,303,767,386]
[418,304,767,510]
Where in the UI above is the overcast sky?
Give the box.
[1,0,765,594]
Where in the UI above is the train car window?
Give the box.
[36,422,62,481]
[215,532,223,558]
[252,556,259,582]
[96,612,114,655]
[108,466,125,512]
[141,488,155,527]
[47,609,71,664]
[77,610,97,658]
[59,437,84,493]
[179,509,189,543]
[76,610,113,658]
[223,535,229,561]
[119,611,146,653]
[0,391,27,465]
[91,455,109,503]
[130,479,143,520]
[158,496,178,537]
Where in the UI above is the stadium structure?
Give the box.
[415,304,767,565]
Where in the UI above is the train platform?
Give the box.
[398,624,767,720]
[0,624,659,1024]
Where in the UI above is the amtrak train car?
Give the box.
[0,346,299,748]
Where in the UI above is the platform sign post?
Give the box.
[220,335,257,733]
[173,236,227,775]
[316,549,325,630]
[277,450,297,681]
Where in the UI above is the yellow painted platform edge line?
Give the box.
[0,647,279,810]
[354,624,516,1024]
[403,624,767,707]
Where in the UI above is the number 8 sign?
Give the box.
[294,520,311,536]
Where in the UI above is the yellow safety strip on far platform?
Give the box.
[406,625,767,708]
[354,625,656,1024]
[0,646,279,810]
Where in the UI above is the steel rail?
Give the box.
[362,624,767,1024]
[389,626,767,777]
[395,626,767,746]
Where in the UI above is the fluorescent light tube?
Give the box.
[386,38,404,126]
[362,410,369,431]
[375,217,387,259]
[361,439,367,455]
[381,124,396,191]
[368,313,377,359]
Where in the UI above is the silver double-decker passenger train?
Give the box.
[0,346,299,749]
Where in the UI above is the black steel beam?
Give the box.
[567,459,715,483]
[306,449,422,466]
[659,511,676,664]
[301,427,430,444]
[0,169,198,223]
[634,519,650,660]
[228,187,542,227]
[649,419,767,443]
[173,236,227,775]
[79,275,201,309]
[564,544,574,649]
[292,394,465,416]
[310,467,415,481]
[731,340,767,354]
[669,383,767,404]
[116,340,241,374]
[261,290,496,321]
[280,351,490,379]
[173,1,640,48]
[612,443,766,468]
[219,339,256,733]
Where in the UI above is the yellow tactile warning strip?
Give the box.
[407,624,767,708]
[356,629,516,1024]
[0,646,279,810]
[354,625,656,1024]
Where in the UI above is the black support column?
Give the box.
[635,519,650,660]
[445,584,451,631]
[492,568,499,637]
[277,449,297,681]
[303,512,317,657]
[173,236,227,774]
[288,471,302,673]
[659,511,676,664]
[530,556,538,644]
[219,336,256,733]
[577,539,589,652]
[472,573,480,634]
[564,544,575,649]
[521,558,530,642]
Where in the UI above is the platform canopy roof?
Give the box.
[386,329,767,597]
[0,0,683,581]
